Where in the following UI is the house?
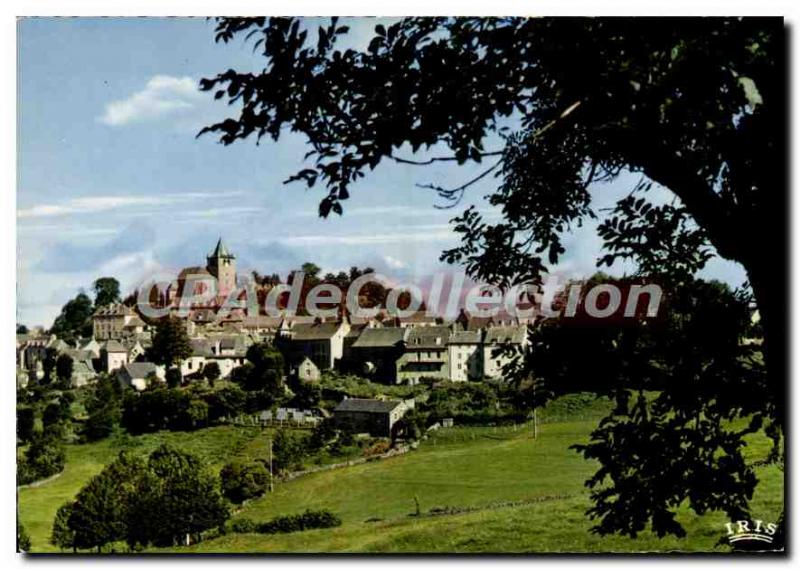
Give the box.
[447,330,483,382]
[396,325,452,385]
[285,320,350,371]
[16,334,54,372]
[333,397,414,438]
[294,356,321,382]
[238,315,283,337]
[77,337,102,359]
[181,336,249,378]
[348,327,409,383]
[70,359,97,387]
[93,304,145,340]
[117,362,165,391]
[62,348,98,387]
[101,339,129,372]
[483,325,528,379]
[386,311,441,329]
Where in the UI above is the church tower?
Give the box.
[206,238,237,298]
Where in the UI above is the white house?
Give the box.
[447,330,482,382]
[482,325,528,380]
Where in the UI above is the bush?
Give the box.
[165,368,182,389]
[220,461,269,504]
[272,429,307,473]
[18,521,31,552]
[259,510,341,534]
[17,436,66,485]
[229,518,258,533]
[17,406,35,443]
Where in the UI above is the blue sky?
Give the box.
[17,17,747,328]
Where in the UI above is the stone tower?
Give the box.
[206,238,237,298]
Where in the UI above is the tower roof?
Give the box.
[208,238,234,259]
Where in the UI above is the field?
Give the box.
[17,396,784,554]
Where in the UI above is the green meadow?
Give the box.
[18,396,783,553]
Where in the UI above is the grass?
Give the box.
[18,396,784,554]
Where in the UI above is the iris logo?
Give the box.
[724,519,777,545]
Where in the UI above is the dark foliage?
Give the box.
[230,510,341,535]
[220,461,269,504]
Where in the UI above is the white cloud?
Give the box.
[99,75,203,126]
[383,255,408,269]
[278,228,455,246]
[18,191,244,219]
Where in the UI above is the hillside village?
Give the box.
[17,239,530,394]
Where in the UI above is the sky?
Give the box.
[16,17,748,328]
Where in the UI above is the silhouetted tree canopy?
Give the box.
[93,277,121,308]
[201,17,784,543]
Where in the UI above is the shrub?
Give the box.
[17,406,35,443]
[165,368,182,389]
[17,436,66,485]
[257,509,342,534]
[17,521,31,552]
[220,461,269,504]
[229,518,258,533]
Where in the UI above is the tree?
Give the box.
[165,368,183,389]
[93,277,121,308]
[203,362,221,387]
[17,521,31,552]
[18,435,66,485]
[42,401,63,430]
[17,406,35,443]
[272,429,306,473]
[236,343,285,395]
[40,347,58,386]
[50,292,93,341]
[201,17,783,541]
[220,461,269,503]
[51,502,76,552]
[17,324,28,334]
[67,451,146,552]
[55,353,74,387]
[84,375,122,441]
[127,445,229,548]
[150,317,192,369]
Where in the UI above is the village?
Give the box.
[16,239,531,438]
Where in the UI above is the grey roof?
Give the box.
[407,326,452,349]
[103,340,128,353]
[190,339,214,357]
[291,321,344,341]
[449,330,482,345]
[73,360,95,375]
[334,398,403,414]
[484,325,527,344]
[242,315,283,329]
[49,339,71,352]
[94,304,134,317]
[65,349,95,363]
[219,337,237,350]
[397,311,438,324]
[352,327,408,349]
[122,362,158,379]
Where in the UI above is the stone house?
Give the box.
[348,327,409,383]
[285,320,350,371]
[101,339,129,373]
[333,397,414,438]
[117,362,165,391]
[483,325,528,379]
[93,304,146,340]
[396,325,452,385]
